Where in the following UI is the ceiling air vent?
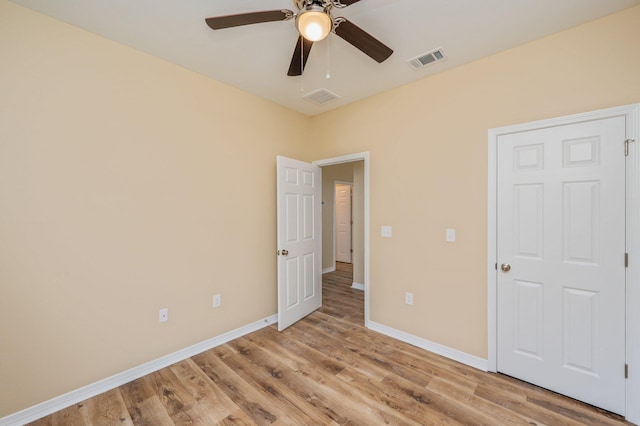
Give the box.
[303,88,340,105]
[407,48,446,70]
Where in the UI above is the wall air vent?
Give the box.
[407,48,446,70]
[303,88,340,105]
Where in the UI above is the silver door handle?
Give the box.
[281,249,289,256]
[501,263,511,272]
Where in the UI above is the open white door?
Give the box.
[277,156,322,331]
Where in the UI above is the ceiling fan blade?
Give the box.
[205,10,294,30]
[332,0,362,6]
[287,36,314,76]
[334,18,393,63]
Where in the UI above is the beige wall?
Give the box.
[308,6,640,358]
[352,162,365,286]
[0,1,311,416]
[3,0,640,418]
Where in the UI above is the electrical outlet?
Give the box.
[213,294,221,308]
[446,228,456,242]
[381,226,393,238]
[405,292,414,305]
[159,308,168,323]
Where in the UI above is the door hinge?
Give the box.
[625,364,629,379]
[625,253,629,268]
[495,263,498,270]
[625,139,635,156]
[350,249,353,253]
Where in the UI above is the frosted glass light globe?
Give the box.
[297,10,332,42]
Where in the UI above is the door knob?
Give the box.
[281,249,289,256]
[501,263,511,272]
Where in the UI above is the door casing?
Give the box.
[487,104,640,423]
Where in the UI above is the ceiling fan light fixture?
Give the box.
[296,6,332,42]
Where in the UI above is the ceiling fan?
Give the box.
[205,0,393,76]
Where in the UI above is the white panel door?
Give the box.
[277,156,322,331]
[496,117,626,415]
[335,183,352,263]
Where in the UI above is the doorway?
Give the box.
[314,153,370,326]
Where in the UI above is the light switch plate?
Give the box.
[381,226,393,238]
[446,228,456,242]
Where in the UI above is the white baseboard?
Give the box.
[351,282,364,291]
[322,266,336,274]
[367,321,488,372]
[0,315,278,426]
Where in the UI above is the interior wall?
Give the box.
[0,1,311,417]
[352,162,365,286]
[307,5,640,358]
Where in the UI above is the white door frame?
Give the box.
[334,181,353,264]
[314,152,370,326]
[487,104,640,422]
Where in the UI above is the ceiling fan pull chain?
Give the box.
[326,33,331,79]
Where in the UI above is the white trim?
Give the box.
[313,152,370,327]
[625,104,640,424]
[322,266,336,274]
[351,282,364,291]
[0,315,278,426]
[487,119,498,373]
[487,103,640,423]
[368,321,488,372]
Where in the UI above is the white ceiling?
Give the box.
[10,0,640,116]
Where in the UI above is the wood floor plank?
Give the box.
[474,383,589,426]
[81,389,133,425]
[168,359,237,423]
[146,368,192,418]
[426,376,539,425]
[50,405,86,426]
[525,393,630,426]
[267,321,390,382]
[119,377,175,425]
[27,262,631,425]
[241,335,431,425]
[193,349,313,425]
[216,410,260,426]
[289,313,435,388]
[217,340,336,424]
[335,366,465,425]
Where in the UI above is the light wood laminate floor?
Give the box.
[28,262,629,425]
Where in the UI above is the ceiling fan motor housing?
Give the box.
[295,0,333,11]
